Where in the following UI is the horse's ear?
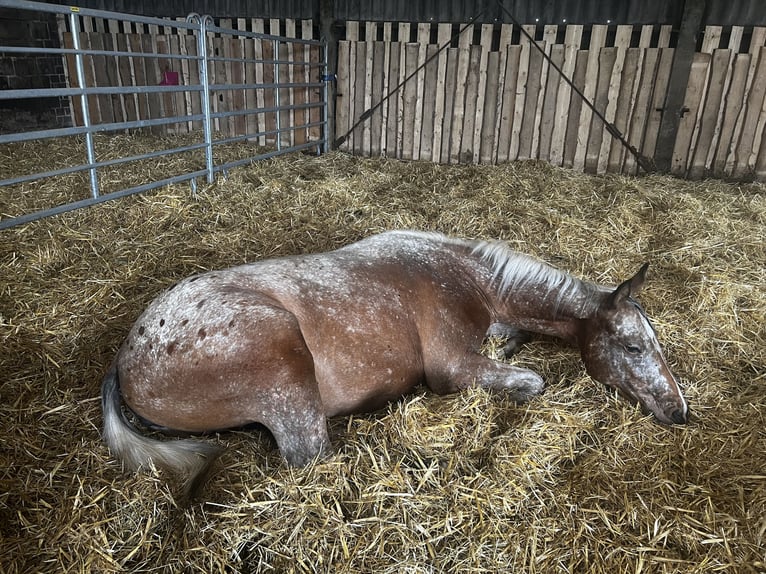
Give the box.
[607,262,649,308]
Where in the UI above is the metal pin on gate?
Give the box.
[69,9,98,199]
[188,13,215,184]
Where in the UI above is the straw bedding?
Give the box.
[0,134,764,573]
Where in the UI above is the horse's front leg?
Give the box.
[485,322,531,359]
[427,353,544,403]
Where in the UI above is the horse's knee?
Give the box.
[469,358,544,402]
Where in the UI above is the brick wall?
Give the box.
[0,7,71,131]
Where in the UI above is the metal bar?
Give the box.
[274,39,282,152]
[1,142,209,187]
[0,45,200,61]
[190,13,215,184]
[0,0,200,32]
[69,11,98,199]
[0,113,206,145]
[322,39,330,153]
[213,141,325,174]
[213,120,327,146]
[0,85,205,100]
[0,169,210,231]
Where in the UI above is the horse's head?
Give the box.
[579,264,688,425]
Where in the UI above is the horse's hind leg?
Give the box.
[249,313,332,466]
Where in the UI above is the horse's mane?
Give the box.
[471,239,584,304]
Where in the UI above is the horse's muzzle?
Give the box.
[670,408,688,425]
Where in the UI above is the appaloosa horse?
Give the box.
[102,230,688,497]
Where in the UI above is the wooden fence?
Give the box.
[57,16,766,180]
[57,16,323,146]
[336,22,766,180]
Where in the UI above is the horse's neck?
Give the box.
[484,270,602,344]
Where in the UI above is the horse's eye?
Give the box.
[624,344,642,355]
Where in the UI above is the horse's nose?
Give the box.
[670,408,688,425]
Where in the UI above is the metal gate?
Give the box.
[0,0,328,230]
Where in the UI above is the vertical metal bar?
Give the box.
[190,13,215,183]
[69,10,99,198]
[322,38,330,154]
[274,39,281,151]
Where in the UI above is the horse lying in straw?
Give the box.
[102,230,688,497]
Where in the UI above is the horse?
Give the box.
[102,230,688,498]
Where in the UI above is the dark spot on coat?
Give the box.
[190,277,199,282]
[167,341,177,355]
[181,319,189,326]
[138,326,145,335]
[196,299,206,309]
[198,328,207,340]
[228,319,236,328]
[159,318,165,327]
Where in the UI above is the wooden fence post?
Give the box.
[319,0,337,148]
[654,0,706,172]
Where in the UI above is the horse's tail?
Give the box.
[101,365,223,499]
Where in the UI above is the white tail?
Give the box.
[101,366,223,499]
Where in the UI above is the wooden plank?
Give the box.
[370,41,385,157]
[623,48,660,175]
[480,50,500,164]
[460,45,482,163]
[562,51,589,169]
[183,33,201,132]
[412,22,429,159]
[550,24,582,166]
[420,43,438,161]
[538,44,564,162]
[688,49,730,178]
[584,47,617,174]
[278,40,291,147]
[362,24,375,155]
[733,46,766,178]
[670,52,710,176]
[532,25,557,158]
[432,23,452,163]
[401,43,419,160]
[518,42,545,161]
[84,33,108,125]
[701,25,722,53]
[598,26,632,173]
[657,25,672,48]
[440,47,458,162]
[607,48,640,173]
[353,41,367,155]
[127,34,149,127]
[155,35,178,133]
[143,32,163,131]
[573,24,607,170]
[449,45,471,164]
[335,40,351,152]
[252,19,266,145]
[261,36,276,144]
[115,33,137,124]
[385,40,401,157]
[379,22,392,155]
[509,39,530,161]
[471,24,493,163]
[491,23,515,162]
[641,47,675,162]
[396,23,410,158]
[712,53,750,176]
[496,45,521,163]
[756,118,766,180]
[230,38,246,137]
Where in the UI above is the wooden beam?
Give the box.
[654,0,706,173]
